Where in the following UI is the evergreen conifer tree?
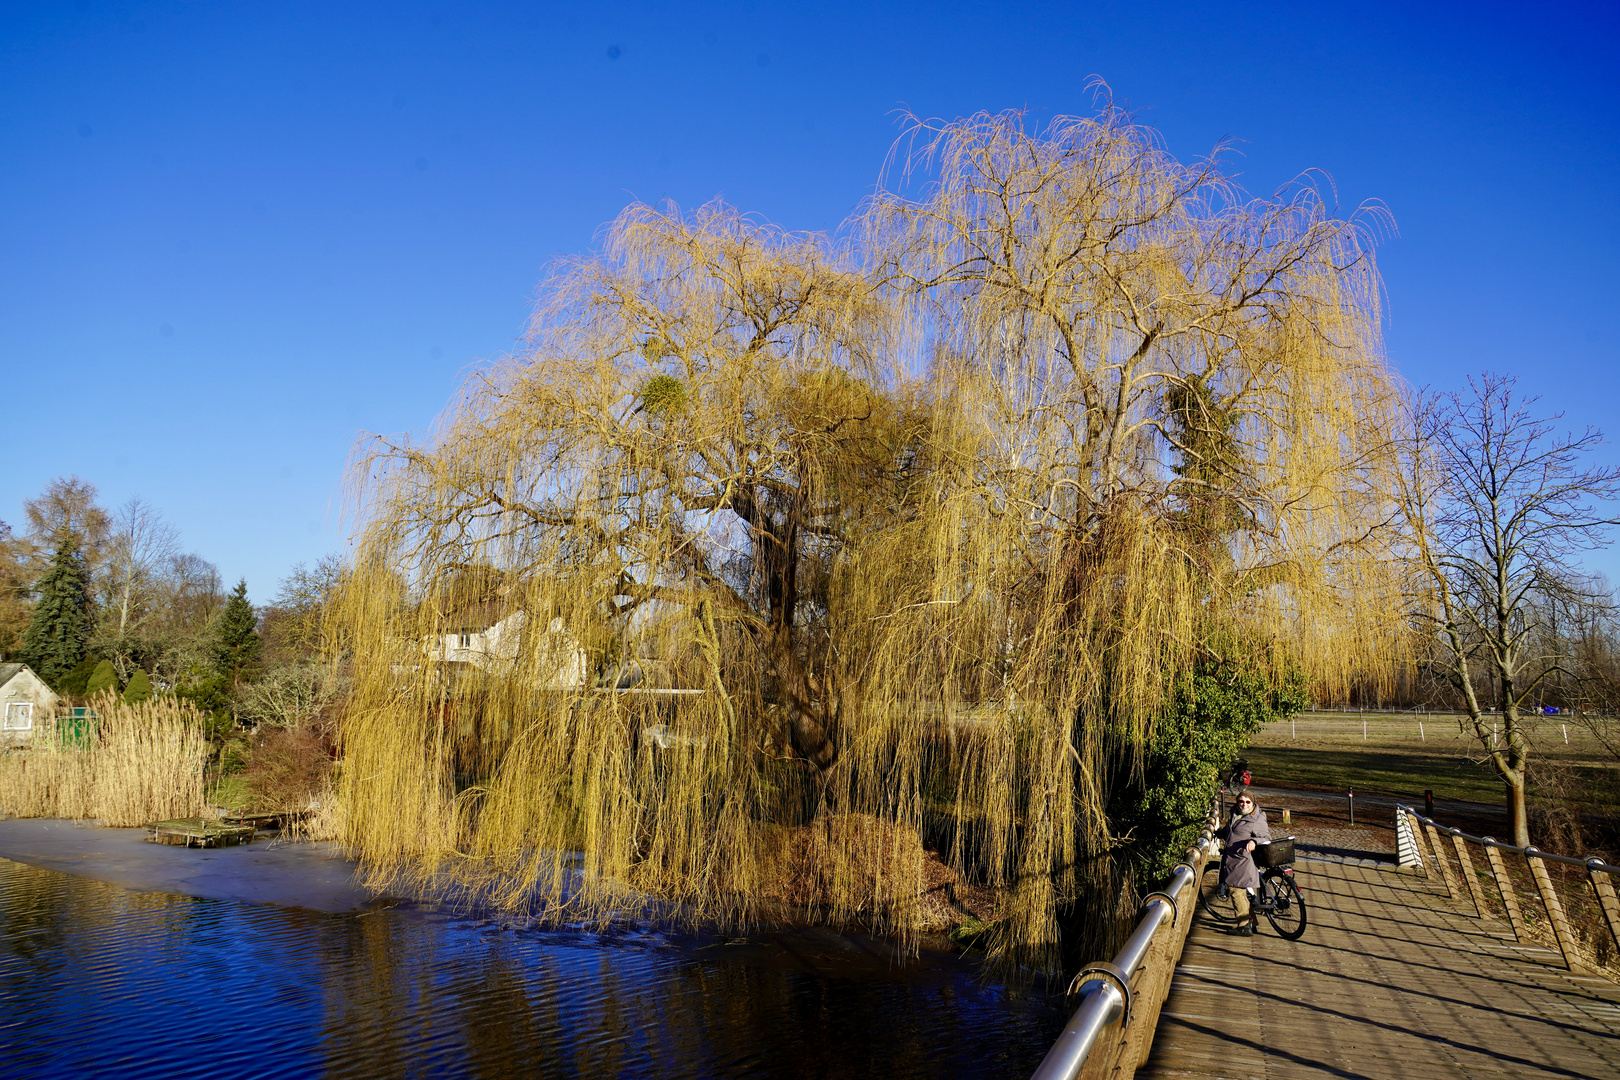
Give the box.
[19,539,90,688]
[57,657,97,697]
[122,668,153,704]
[212,578,263,684]
[85,659,118,696]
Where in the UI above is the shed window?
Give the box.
[458,631,472,648]
[3,703,33,731]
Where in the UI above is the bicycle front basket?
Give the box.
[1255,837,1296,868]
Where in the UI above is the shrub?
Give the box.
[122,668,153,704]
[57,657,97,698]
[242,724,334,814]
[85,659,119,696]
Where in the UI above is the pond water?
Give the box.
[0,855,1066,1078]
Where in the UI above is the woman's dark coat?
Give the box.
[1218,808,1273,889]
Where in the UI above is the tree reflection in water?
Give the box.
[0,857,1063,1078]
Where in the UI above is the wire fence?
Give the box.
[1262,710,1596,749]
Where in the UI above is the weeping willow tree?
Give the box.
[335,102,1406,976]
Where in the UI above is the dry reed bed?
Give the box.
[0,694,210,826]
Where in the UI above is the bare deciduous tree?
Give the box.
[262,554,348,662]
[1401,374,1620,845]
[95,497,181,678]
[0,521,29,659]
[235,660,347,729]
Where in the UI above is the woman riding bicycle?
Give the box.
[1216,787,1271,937]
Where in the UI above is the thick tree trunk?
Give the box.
[1505,771,1530,848]
[755,483,838,770]
[773,630,837,769]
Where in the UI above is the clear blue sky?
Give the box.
[3,0,1617,598]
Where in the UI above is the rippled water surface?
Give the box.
[0,856,1065,1078]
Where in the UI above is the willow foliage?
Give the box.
[336,104,1405,975]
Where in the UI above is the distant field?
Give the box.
[1244,710,1618,806]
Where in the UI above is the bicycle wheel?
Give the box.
[1262,870,1307,940]
[1201,867,1242,925]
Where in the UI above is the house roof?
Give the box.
[0,663,23,686]
[438,598,514,632]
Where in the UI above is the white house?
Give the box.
[432,605,588,689]
[0,663,59,748]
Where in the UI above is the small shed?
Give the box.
[0,663,60,749]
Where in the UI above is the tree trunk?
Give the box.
[1506,771,1530,848]
[1499,692,1531,847]
[755,483,837,770]
[774,629,837,769]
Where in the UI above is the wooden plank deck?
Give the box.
[1139,855,1620,1080]
[146,817,257,847]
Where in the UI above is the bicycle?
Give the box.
[1202,837,1308,940]
[1217,759,1252,819]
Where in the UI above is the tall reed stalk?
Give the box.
[0,694,210,826]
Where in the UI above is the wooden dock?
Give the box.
[1139,855,1620,1079]
[146,817,257,848]
[220,810,293,830]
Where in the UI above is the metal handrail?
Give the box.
[1399,807,1620,874]
[1030,819,1218,1080]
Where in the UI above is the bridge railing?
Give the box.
[1030,812,1218,1080]
[1398,805,1620,976]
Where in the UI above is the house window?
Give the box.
[458,631,472,649]
[3,703,32,731]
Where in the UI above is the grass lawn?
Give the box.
[1244,710,1619,807]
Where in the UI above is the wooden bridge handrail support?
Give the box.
[1525,848,1584,972]
[1401,806,1620,975]
[1118,865,1204,1075]
[1588,860,1620,960]
[1484,841,1528,942]
[1449,831,1489,918]
[1425,822,1461,900]
[1403,809,1440,877]
[1031,812,1219,1080]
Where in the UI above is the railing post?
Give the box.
[1394,808,1424,871]
[1585,860,1620,964]
[1448,831,1488,918]
[1425,822,1460,899]
[1483,841,1528,943]
[1524,848,1581,972]
[1408,810,1441,876]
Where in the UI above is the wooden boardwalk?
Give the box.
[1139,856,1620,1080]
